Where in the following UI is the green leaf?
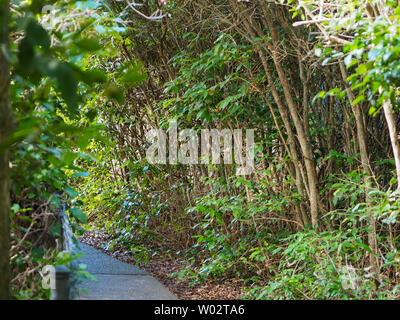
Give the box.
[26,19,51,50]
[56,63,79,108]
[368,106,377,116]
[104,84,125,105]
[37,59,79,108]
[355,241,372,253]
[327,88,341,96]
[73,172,90,178]
[17,38,35,71]
[65,186,78,199]
[81,69,107,84]
[119,63,148,87]
[75,38,102,52]
[356,64,367,75]
[352,95,365,105]
[69,207,88,223]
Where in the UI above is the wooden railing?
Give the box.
[50,204,78,300]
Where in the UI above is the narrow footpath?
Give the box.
[76,242,178,300]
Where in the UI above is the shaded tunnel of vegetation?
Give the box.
[2,0,400,299]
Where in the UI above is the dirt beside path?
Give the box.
[80,231,249,300]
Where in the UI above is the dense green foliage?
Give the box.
[75,0,400,299]
[4,0,400,300]
[4,0,145,299]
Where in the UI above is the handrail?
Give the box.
[50,203,78,300]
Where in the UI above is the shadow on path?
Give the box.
[76,242,178,300]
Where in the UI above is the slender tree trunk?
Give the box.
[0,0,11,300]
[264,19,319,228]
[234,1,316,226]
[382,100,400,191]
[340,61,378,273]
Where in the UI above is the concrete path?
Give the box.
[75,242,178,300]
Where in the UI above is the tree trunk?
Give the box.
[382,99,400,191]
[0,0,11,300]
[234,3,313,226]
[340,61,378,273]
[264,18,319,228]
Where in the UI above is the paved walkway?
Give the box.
[75,242,178,300]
